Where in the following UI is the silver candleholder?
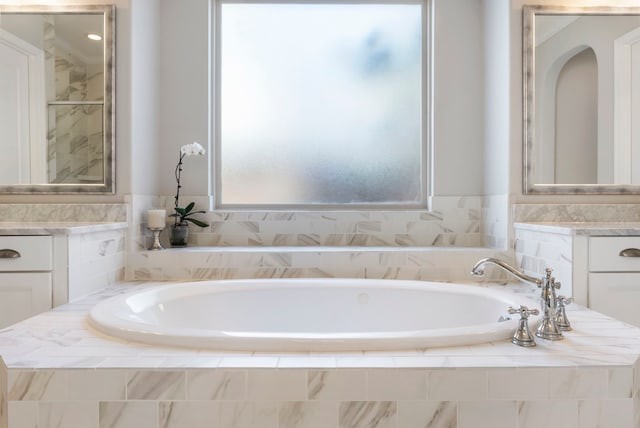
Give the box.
[149,227,164,250]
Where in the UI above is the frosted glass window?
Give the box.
[219,2,424,206]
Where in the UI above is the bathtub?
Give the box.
[88,278,539,351]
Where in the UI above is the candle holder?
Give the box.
[149,226,164,250]
[147,209,167,251]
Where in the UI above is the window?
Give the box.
[216,0,429,207]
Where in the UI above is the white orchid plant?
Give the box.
[170,142,209,228]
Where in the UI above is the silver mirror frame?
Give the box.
[523,5,640,195]
[0,4,115,194]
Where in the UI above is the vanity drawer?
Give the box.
[589,236,640,272]
[0,236,52,271]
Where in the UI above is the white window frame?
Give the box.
[211,0,433,210]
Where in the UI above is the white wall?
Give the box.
[157,0,210,200]
[483,0,510,196]
[432,0,485,196]
[127,0,161,195]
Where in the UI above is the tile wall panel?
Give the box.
[3,366,638,427]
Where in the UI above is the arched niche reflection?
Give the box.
[523,6,640,194]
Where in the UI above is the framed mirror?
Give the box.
[523,5,640,194]
[0,4,114,194]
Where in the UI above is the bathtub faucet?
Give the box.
[471,258,563,341]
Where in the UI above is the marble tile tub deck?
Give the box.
[1,281,640,428]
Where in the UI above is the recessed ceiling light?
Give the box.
[87,33,102,41]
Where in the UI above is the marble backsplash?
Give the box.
[132,195,494,250]
[0,204,127,223]
[127,195,511,281]
[513,203,640,223]
[481,194,508,248]
[128,246,511,282]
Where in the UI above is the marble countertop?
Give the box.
[0,281,639,370]
[0,221,128,235]
[514,222,640,236]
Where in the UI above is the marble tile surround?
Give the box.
[133,195,486,250]
[128,246,512,282]
[127,195,511,281]
[1,282,640,428]
[513,225,575,298]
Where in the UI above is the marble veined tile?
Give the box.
[39,401,98,428]
[307,370,366,401]
[186,370,246,400]
[126,371,185,400]
[339,401,397,428]
[218,401,278,428]
[279,401,338,428]
[397,400,457,428]
[159,401,218,428]
[8,371,66,401]
[99,401,158,428]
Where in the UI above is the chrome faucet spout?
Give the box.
[471,257,564,341]
[471,257,541,286]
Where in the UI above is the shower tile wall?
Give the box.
[44,17,104,184]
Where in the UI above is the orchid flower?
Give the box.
[172,141,208,227]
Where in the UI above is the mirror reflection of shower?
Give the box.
[0,12,104,185]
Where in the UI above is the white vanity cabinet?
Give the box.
[515,223,640,328]
[588,236,640,327]
[0,235,53,328]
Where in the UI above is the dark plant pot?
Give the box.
[169,224,189,247]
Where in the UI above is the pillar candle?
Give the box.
[148,209,166,229]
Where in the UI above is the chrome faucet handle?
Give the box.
[555,295,574,331]
[507,306,540,347]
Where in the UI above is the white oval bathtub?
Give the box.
[88,278,539,351]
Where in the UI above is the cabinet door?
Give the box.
[0,272,51,328]
[588,273,640,327]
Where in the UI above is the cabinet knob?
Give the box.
[618,248,640,257]
[0,249,21,259]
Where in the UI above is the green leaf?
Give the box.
[186,217,209,228]
[184,202,195,213]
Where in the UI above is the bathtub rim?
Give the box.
[87,278,541,352]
